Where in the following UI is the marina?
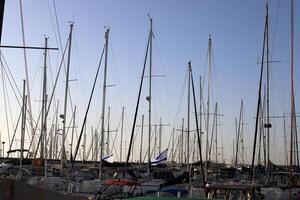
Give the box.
[0,0,299,199]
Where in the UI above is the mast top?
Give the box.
[104,27,110,39]
[104,25,110,31]
[188,61,192,69]
[147,14,153,21]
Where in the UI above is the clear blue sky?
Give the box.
[0,0,299,164]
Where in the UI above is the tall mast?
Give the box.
[19,80,26,178]
[147,16,153,178]
[241,103,244,164]
[289,0,296,193]
[206,36,212,162]
[99,28,109,179]
[215,103,218,163]
[234,117,238,166]
[199,76,203,148]
[262,85,267,166]
[139,114,144,163]
[189,61,206,185]
[265,3,271,166]
[40,37,48,159]
[19,0,35,154]
[61,23,73,168]
[187,62,191,172]
[251,4,268,181]
[120,107,124,162]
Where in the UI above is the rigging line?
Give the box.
[70,44,105,168]
[48,50,55,94]
[109,40,132,132]
[201,44,209,92]
[171,135,179,161]
[132,125,141,148]
[112,144,119,162]
[0,52,22,102]
[30,54,43,91]
[19,0,35,144]
[47,0,62,115]
[211,48,224,114]
[52,0,64,56]
[152,79,170,139]
[1,57,41,150]
[85,129,94,161]
[150,130,156,160]
[108,39,124,104]
[208,104,216,161]
[94,105,110,138]
[154,38,173,123]
[166,126,173,151]
[190,61,206,185]
[44,102,58,149]
[0,58,19,138]
[31,38,69,159]
[7,111,22,156]
[111,130,119,156]
[1,58,11,144]
[59,106,76,148]
[48,52,59,130]
[51,0,76,129]
[270,0,281,60]
[95,87,110,133]
[4,70,16,147]
[73,33,85,109]
[0,53,39,134]
[0,56,40,140]
[45,0,60,51]
[171,66,188,128]
[251,8,268,181]
[54,119,74,158]
[125,33,150,167]
[172,135,178,160]
[129,127,140,162]
[26,101,43,158]
[109,111,123,156]
[66,32,76,121]
[142,121,155,163]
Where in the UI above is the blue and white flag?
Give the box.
[102,153,113,163]
[151,148,168,165]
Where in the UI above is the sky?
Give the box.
[0,0,299,165]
